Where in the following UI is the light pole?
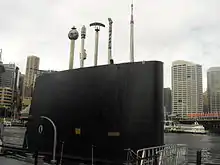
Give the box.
[59,141,64,165]
[40,116,57,164]
[90,22,105,66]
[91,145,95,165]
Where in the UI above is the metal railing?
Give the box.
[136,144,188,165]
[156,144,187,165]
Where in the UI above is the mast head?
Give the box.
[131,0,134,11]
[130,1,134,24]
[81,25,86,39]
[108,18,113,24]
[68,26,79,40]
[90,22,105,31]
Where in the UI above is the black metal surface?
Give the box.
[27,61,164,164]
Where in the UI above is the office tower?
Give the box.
[164,88,172,115]
[17,73,24,111]
[172,60,203,118]
[0,64,16,89]
[23,56,40,98]
[207,67,220,112]
[0,63,20,116]
[19,74,25,99]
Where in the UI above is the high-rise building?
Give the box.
[172,60,203,118]
[0,87,13,108]
[207,67,220,112]
[0,63,20,114]
[0,63,16,89]
[23,56,40,98]
[164,88,172,115]
[19,74,25,99]
[17,73,24,111]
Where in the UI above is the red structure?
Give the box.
[187,113,220,118]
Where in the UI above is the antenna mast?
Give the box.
[108,18,113,64]
[130,2,134,62]
[80,25,86,68]
[0,49,2,62]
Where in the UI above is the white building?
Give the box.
[172,60,203,118]
[207,67,220,112]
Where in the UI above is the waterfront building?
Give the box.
[164,88,172,115]
[172,60,203,118]
[207,67,220,112]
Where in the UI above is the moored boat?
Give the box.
[164,121,207,134]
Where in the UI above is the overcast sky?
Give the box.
[1,0,220,89]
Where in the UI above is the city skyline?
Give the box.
[1,0,220,89]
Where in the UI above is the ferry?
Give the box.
[164,121,207,134]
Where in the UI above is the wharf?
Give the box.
[0,126,220,165]
[0,156,32,165]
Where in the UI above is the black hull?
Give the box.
[164,131,207,134]
[27,61,164,164]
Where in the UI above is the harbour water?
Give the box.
[165,133,220,164]
[1,127,220,164]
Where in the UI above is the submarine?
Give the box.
[26,10,164,164]
[26,61,164,164]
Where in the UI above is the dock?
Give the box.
[0,156,32,165]
[0,126,220,164]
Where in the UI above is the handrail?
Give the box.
[136,144,188,165]
[40,116,57,164]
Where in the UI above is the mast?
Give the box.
[80,25,86,68]
[0,49,2,62]
[108,18,113,64]
[0,49,5,73]
[68,26,79,69]
[130,2,134,62]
